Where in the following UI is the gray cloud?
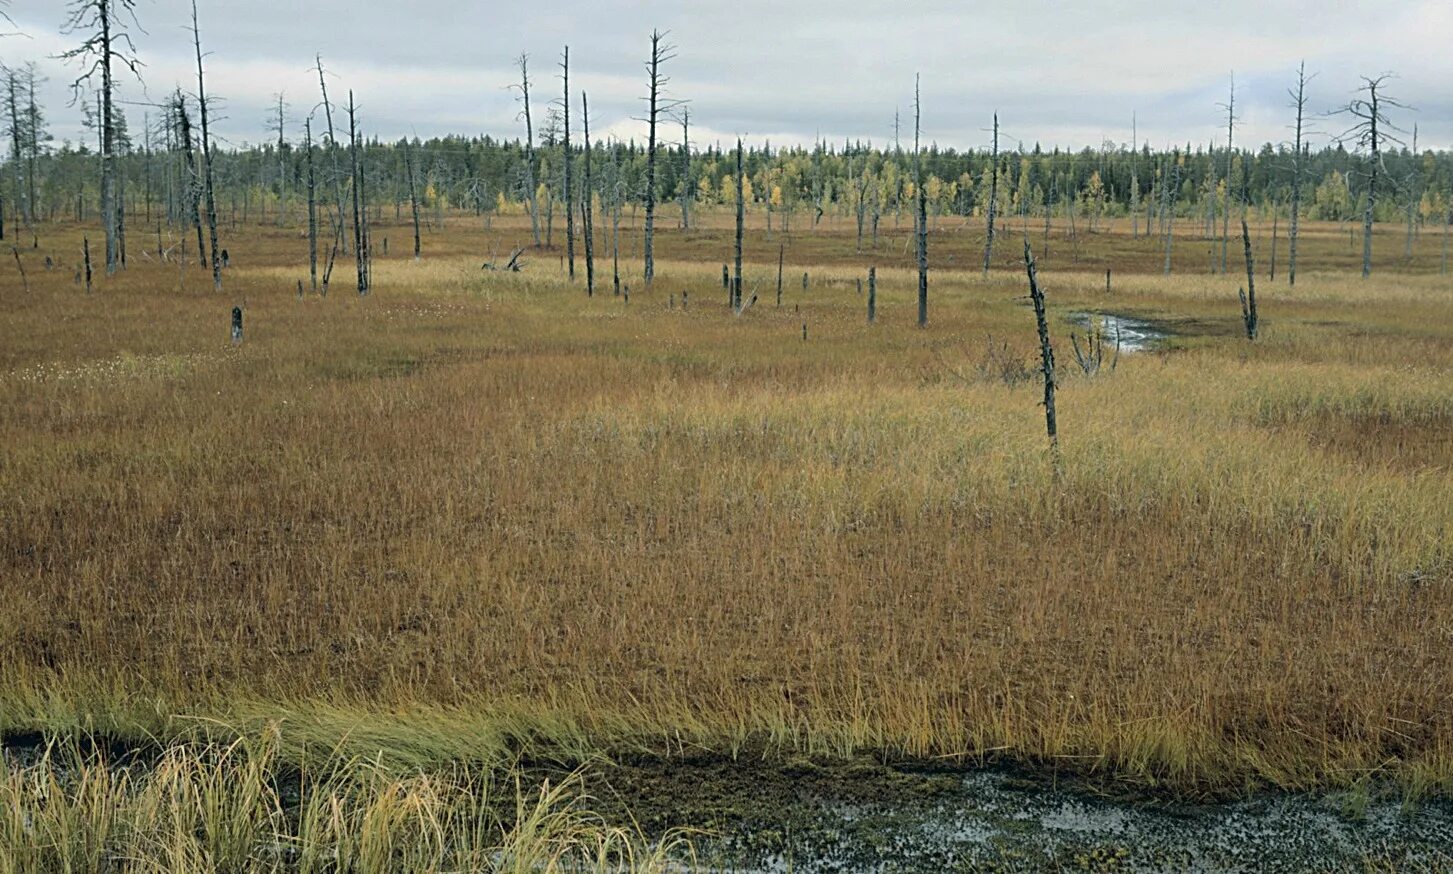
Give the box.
[5,0,1450,153]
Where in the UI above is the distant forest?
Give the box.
[7,117,1452,235]
[3,47,1450,244]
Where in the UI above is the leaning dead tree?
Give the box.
[983,112,999,275]
[914,74,928,327]
[1286,61,1313,286]
[581,91,595,296]
[314,56,356,293]
[1238,218,1259,339]
[60,0,142,274]
[639,29,678,286]
[189,0,221,291]
[511,54,541,247]
[560,45,574,280]
[1023,241,1058,456]
[1340,73,1405,279]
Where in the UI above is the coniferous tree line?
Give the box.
[7,120,1452,235]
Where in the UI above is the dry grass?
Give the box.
[0,729,693,873]
[2,211,1452,808]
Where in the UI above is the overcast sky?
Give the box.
[4,0,1451,155]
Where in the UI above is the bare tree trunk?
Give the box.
[404,137,421,259]
[1356,79,1389,279]
[1023,241,1058,453]
[1405,124,1419,261]
[100,0,118,272]
[611,150,621,296]
[317,56,349,292]
[348,91,366,295]
[5,71,22,232]
[914,75,928,327]
[1162,157,1178,275]
[1269,200,1278,281]
[581,91,595,296]
[679,107,690,230]
[776,242,783,307]
[305,117,317,289]
[642,30,672,286]
[1239,217,1258,340]
[191,0,221,291]
[1130,112,1139,239]
[272,93,288,226]
[516,55,540,247]
[561,46,575,281]
[1288,64,1308,286]
[1221,74,1235,274]
[983,112,998,275]
[176,93,206,259]
[733,137,744,310]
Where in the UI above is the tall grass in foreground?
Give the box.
[0,732,693,873]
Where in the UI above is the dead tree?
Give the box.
[610,145,621,295]
[678,107,691,230]
[1238,217,1258,339]
[270,92,288,225]
[172,90,206,267]
[1218,74,1236,274]
[1404,124,1420,261]
[513,54,541,247]
[1161,154,1181,275]
[640,29,677,286]
[316,56,349,292]
[560,46,575,280]
[581,91,595,296]
[305,116,317,289]
[4,68,24,231]
[983,112,999,275]
[775,242,783,307]
[1269,198,1278,281]
[1286,62,1313,286]
[1023,241,1058,453]
[60,0,142,274]
[10,245,26,291]
[189,0,221,291]
[914,74,928,327]
[403,136,421,259]
[1341,74,1405,279]
[867,266,876,324]
[1130,113,1139,239]
[348,91,366,295]
[733,136,744,310]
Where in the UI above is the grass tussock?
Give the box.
[0,729,693,873]
[1,214,1452,810]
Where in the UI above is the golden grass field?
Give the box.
[2,207,1452,865]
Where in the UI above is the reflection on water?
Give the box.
[1068,313,1166,353]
